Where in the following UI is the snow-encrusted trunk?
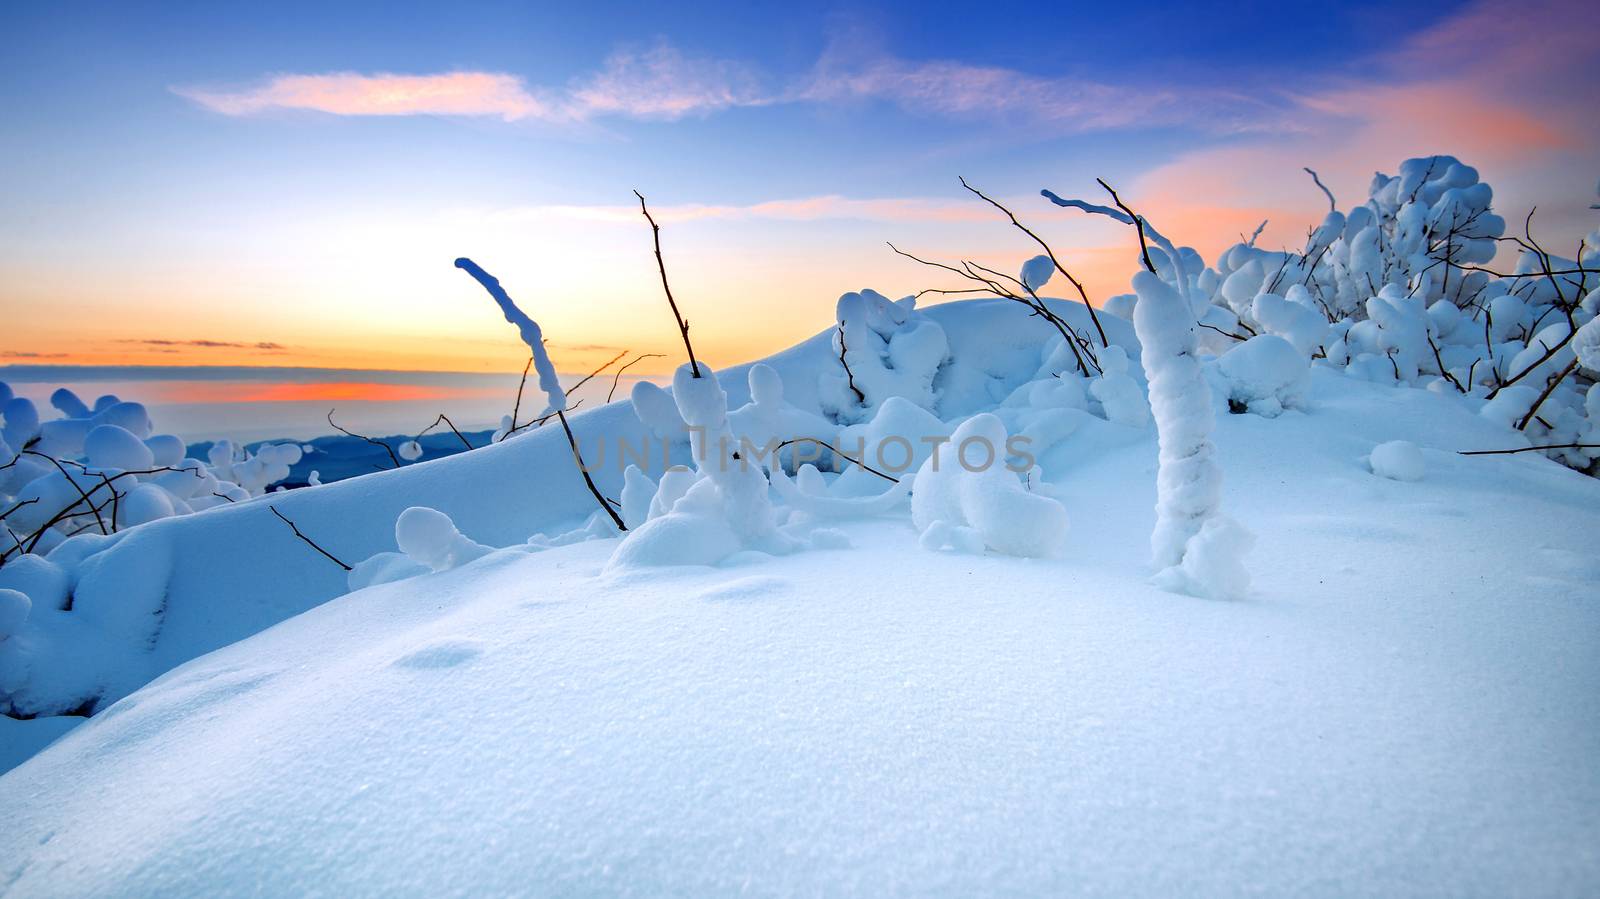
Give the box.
[1133,271,1250,597]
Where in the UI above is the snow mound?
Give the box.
[1212,335,1309,417]
[1370,440,1426,481]
[910,413,1068,558]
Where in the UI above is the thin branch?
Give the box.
[1459,443,1600,456]
[564,349,629,398]
[633,190,700,378]
[505,356,534,439]
[773,438,899,483]
[837,324,866,404]
[1515,358,1580,431]
[327,409,400,468]
[555,410,626,532]
[1095,179,1156,274]
[269,506,352,571]
[607,353,667,403]
[415,414,474,451]
[957,176,1108,346]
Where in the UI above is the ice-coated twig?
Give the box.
[633,191,701,378]
[455,257,567,415]
[456,256,624,532]
[270,506,352,571]
[1303,167,1336,211]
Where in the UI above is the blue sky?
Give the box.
[2,0,1594,376]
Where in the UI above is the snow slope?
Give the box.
[1,354,1597,895]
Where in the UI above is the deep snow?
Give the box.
[1,352,1597,894]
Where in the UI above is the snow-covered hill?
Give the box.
[2,283,1597,893]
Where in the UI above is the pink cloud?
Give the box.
[176,42,767,122]
[177,72,550,120]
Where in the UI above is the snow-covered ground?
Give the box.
[2,317,1597,894]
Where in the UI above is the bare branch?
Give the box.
[608,353,668,403]
[773,438,899,483]
[327,409,401,468]
[555,410,626,532]
[837,324,866,404]
[957,176,1108,346]
[269,506,352,571]
[633,190,700,378]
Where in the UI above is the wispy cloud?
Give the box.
[485,194,996,226]
[175,41,765,123]
[794,36,1293,135]
[116,339,288,352]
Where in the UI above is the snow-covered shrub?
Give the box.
[910,413,1067,558]
[1211,335,1309,417]
[820,290,950,424]
[1133,270,1251,598]
[609,364,794,569]
[0,381,301,568]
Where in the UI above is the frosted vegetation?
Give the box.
[2,154,1598,748]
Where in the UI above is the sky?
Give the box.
[2,0,1597,384]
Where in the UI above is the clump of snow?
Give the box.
[83,424,155,471]
[395,506,491,572]
[1369,440,1426,481]
[1088,345,1150,427]
[1019,254,1054,291]
[910,413,1067,558]
[397,440,424,462]
[1212,335,1309,417]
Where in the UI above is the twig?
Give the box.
[1515,358,1580,431]
[416,413,474,451]
[269,506,352,571]
[773,438,899,483]
[634,190,700,378]
[564,350,628,398]
[837,324,866,404]
[1303,167,1336,211]
[607,353,666,403]
[555,410,626,532]
[1095,179,1156,274]
[957,177,1108,346]
[505,356,534,439]
[1459,443,1600,456]
[327,409,401,468]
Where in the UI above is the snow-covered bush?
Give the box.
[609,364,795,569]
[0,382,301,567]
[820,290,950,424]
[1132,271,1252,598]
